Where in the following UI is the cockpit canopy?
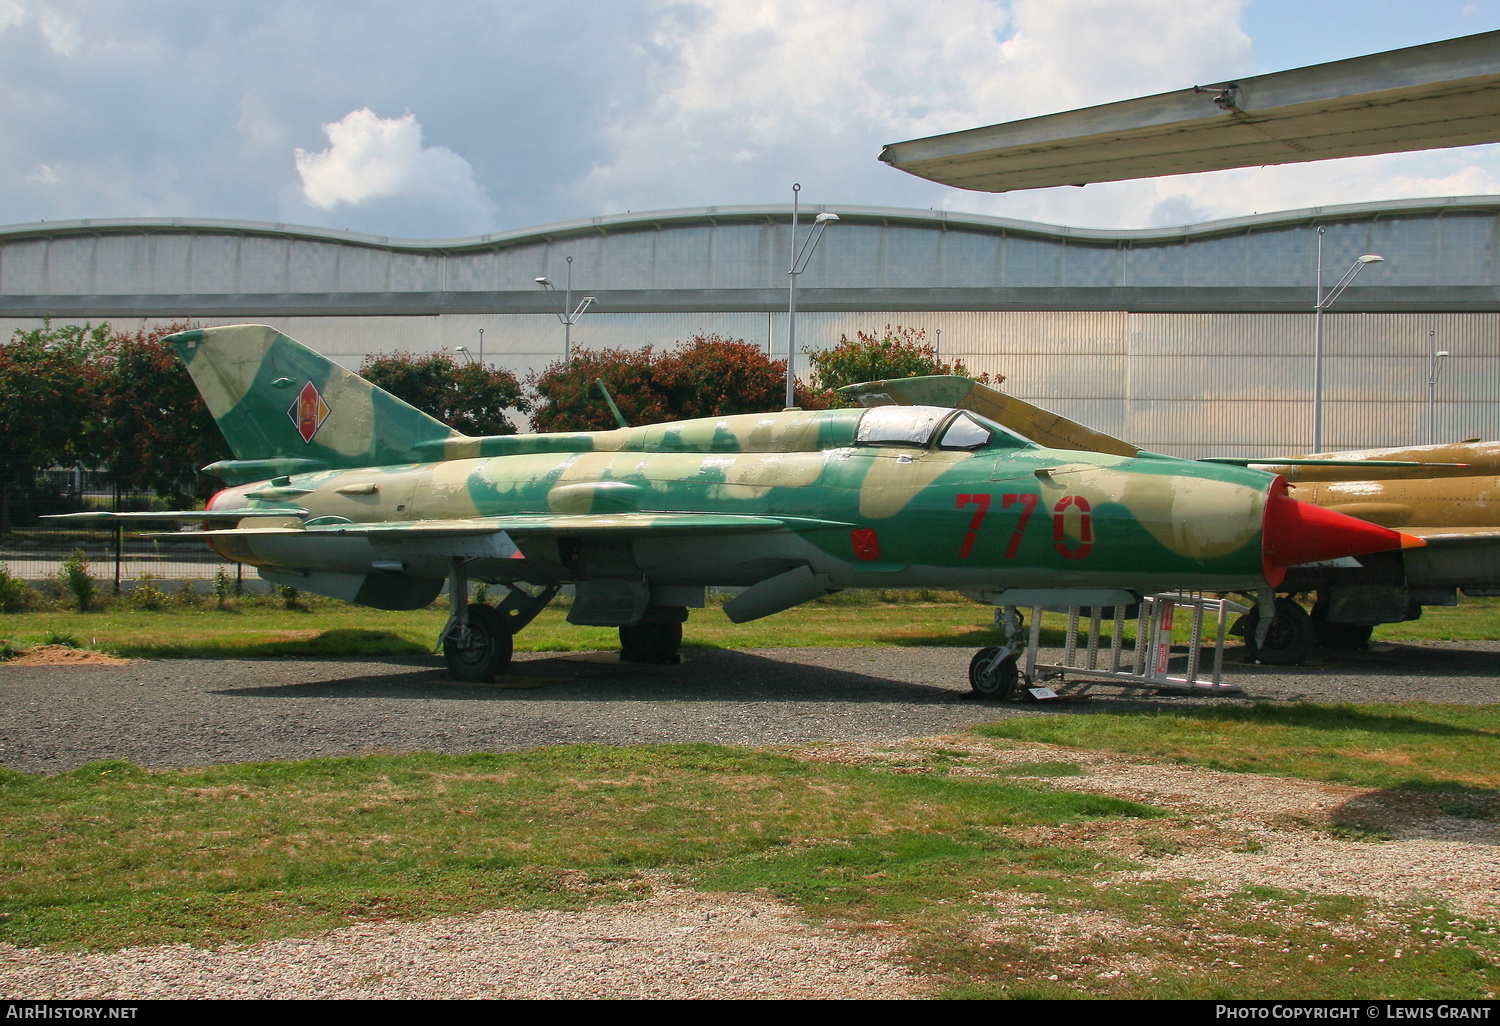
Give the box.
[854,405,1033,451]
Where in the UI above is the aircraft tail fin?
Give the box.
[837,375,1140,457]
[167,324,465,475]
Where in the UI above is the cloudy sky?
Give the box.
[2,0,1498,238]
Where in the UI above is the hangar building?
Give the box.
[1,197,1497,458]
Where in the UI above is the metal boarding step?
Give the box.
[1023,593,1250,696]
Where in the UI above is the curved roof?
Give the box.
[2,198,1499,316]
[4,195,1499,250]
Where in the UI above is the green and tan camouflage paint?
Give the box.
[173,325,1281,607]
[838,373,1500,542]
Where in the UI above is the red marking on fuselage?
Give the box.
[851,527,880,561]
[1052,495,1093,560]
[1000,492,1037,558]
[955,493,991,558]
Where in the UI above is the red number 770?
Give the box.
[955,492,1037,558]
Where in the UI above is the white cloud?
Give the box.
[36,4,76,56]
[295,108,488,211]
[991,0,1252,116]
[24,162,60,184]
[0,1,25,33]
[569,0,1254,216]
[1,2,83,55]
[2,1,1497,235]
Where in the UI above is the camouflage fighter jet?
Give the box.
[840,374,1487,664]
[57,325,1423,694]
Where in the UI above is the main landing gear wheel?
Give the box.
[444,603,513,682]
[619,622,683,664]
[1241,597,1313,665]
[968,646,1019,700]
[1313,621,1374,650]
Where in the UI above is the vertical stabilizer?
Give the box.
[167,324,464,471]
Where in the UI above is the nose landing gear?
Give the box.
[968,605,1026,700]
[968,646,1020,699]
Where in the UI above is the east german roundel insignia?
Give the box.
[288,381,330,444]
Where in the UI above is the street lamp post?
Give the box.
[785,183,838,409]
[535,255,595,362]
[1427,329,1450,446]
[1312,225,1384,452]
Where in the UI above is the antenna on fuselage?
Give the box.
[596,379,628,428]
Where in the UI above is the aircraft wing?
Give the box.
[152,512,851,543]
[46,508,309,520]
[1398,526,1500,545]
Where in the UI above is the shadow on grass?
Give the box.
[973,702,1500,795]
[1333,783,1500,844]
[209,647,966,705]
[108,629,430,660]
[1146,702,1500,741]
[977,701,1500,741]
[869,626,1076,648]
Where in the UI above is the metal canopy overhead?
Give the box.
[880,30,1500,193]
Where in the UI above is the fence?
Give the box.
[0,457,238,590]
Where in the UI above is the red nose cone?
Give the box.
[1261,487,1424,585]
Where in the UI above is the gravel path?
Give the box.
[3,640,1498,1000]
[1,641,1497,774]
[0,884,925,1000]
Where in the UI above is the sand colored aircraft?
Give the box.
[55,326,1422,692]
[840,374,1491,663]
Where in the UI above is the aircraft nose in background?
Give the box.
[1261,491,1424,583]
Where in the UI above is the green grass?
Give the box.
[1373,597,1500,643]
[5,592,1500,661]
[3,736,1497,999]
[916,879,1499,1001]
[973,702,1500,791]
[0,592,1021,658]
[0,746,1155,953]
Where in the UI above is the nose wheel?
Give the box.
[968,646,1019,700]
[968,604,1025,699]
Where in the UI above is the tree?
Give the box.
[528,346,663,432]
[528,334,828,432]
[95,322,230,505]
[652,335,804,419]
[806,325,998,405]
[0,322,109,530]
[360,351,529,436]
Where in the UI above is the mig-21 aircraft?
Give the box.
[55,325,1423,694]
